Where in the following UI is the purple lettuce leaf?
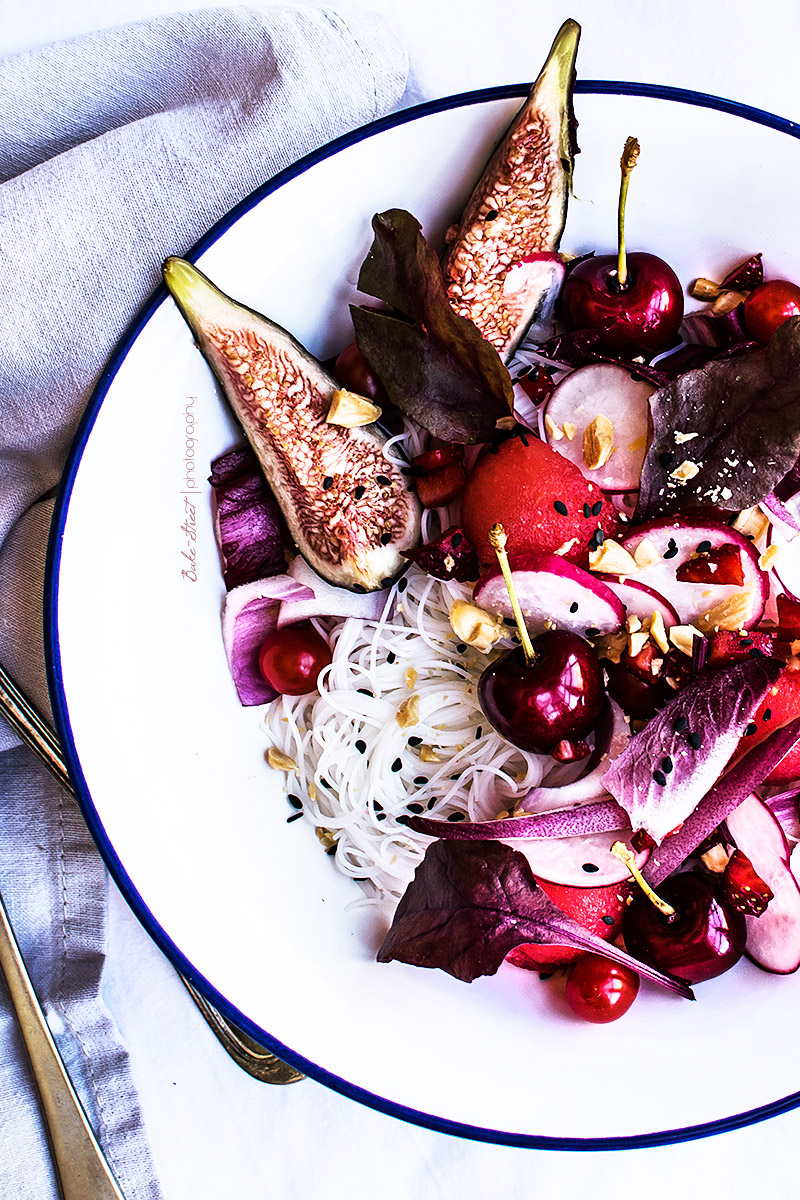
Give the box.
[636,316,800,521]
[221,576,314,706]
[377,839,694,998]
[351,209,513,443]
[210,446,287,590]
[643,714,800,886]
[603,657,784,843]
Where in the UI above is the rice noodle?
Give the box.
[264,562,554,904]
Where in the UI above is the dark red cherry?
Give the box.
[622,873,746,984]
[477,629,605,753]
[561,252,684,358]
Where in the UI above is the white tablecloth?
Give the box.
[7,2,800,1196]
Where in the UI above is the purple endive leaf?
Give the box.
[377,839,694,998]
[603,658,784,843]
[210,446,287,589]
[221,576,314,706]
[408,796,628,841]
[643,714,800,887]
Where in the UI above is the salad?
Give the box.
[163,18,800,1025]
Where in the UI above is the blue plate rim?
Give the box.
[44,79,800,1151]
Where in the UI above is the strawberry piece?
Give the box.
[729,663,800,771]
[719,253,763,292]
[675,543,744,586]
[460,435,616,568]
[401,525,479,582]
[707,629,776,667]
[414,463,466,508]
[777,593,800,639]
[622,640,662,682]
[719,849,773,917]
[516,363,556,406]
[410,441,465,473]
[551,739,590,763]
[506,877,629,971]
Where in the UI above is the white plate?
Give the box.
[47,83,800,1147]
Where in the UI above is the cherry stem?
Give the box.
[617,136,640,290]
[489,523,535,666]
[611,840,676,917]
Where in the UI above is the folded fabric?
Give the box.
[0,7,408,1197]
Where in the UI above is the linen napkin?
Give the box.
[0,7,407,1197]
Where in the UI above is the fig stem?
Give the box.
[617,136,640,290]
[611,840,675,916]
[488,523,536,666]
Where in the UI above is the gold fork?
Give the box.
[0,661,304,1087]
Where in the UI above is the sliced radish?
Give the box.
[541,363,654,491]
[521,699,631,813]
[473,552,624,638]
[277,556,389,628]
[502,252,565,358]
[765,521,800,601]
[594,574,679,627]
[620,517,768,629]
[726,793,800,974]
[507,827,649,888]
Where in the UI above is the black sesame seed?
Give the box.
[582,863,599,873]
[357,687,373,696]
[583,503,591,519]
[323,476,334,490]
[386,651,396,664]
[570,602,579,614]
[740,637,754,647]
[376,812,387,822]
[377,475,391,486]
[653,769,667,786]
[396,815,411,826]
[320,777,330,788]
[585,627,600,638]
[354,485,366,499]
[414,775,428,785]
[539,971,554,981]
[602,915,616,926]
[592,501,603,516]
[659,451,677,470]
[397,578,408,593]
[504,617,517,627]
[326,844,337,855]
[288,794,302,809]
[391,757,403,772]
[687,731,702,750]
[408,736,423,747]
[380,532,392,545]
[355,739,367,754]
[475,726,484,741]
[407,803,425,815]
[374,801,384,812]
[456,642,467,653]
[763,708,772,721]
[447,811,466,822]
[663,538,679,560]
[749,647,766,658]
[661,756,674,774]
[519,432,530,448]
[451,532,463,548]
[287,811,303,824]
[484,208,498,220]
[401,466,414,476]
[744,722,758,736]
[490,444,500,454]
[594,527,605,546]
[554,500,568,516]
[674,716,688,732]
[696,540,712,554]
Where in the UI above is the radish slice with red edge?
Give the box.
[725,794,800,974]
[473,552,624,638]
[508,827,649,888]
[620,517,768,629]
[765,520,800,601]
[502,252,565,361]
[541,363,655,491]
[593,574,679,627]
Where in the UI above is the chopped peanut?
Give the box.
[267,748,297,771]
[326,387,382,427]
[583,414,614,469]
[448,599,503,652]
[588,539,638,575]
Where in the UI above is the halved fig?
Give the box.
[163,258,421,591]
[441,19,580,362]
[473,552,624,637]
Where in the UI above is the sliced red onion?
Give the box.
[643,715,800,887]
[408,796,628,842]
[210,446,287,589]
[764,785,800,843]
[277,557,388,628]
[762,491,800,535]
[221,576,314,706]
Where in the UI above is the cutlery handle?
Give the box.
[0,890,125,1200]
